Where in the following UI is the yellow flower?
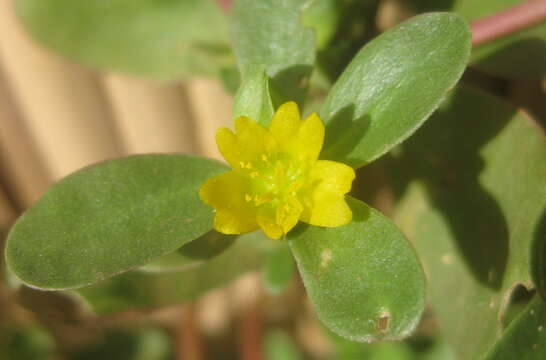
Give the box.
[199,101,355,239]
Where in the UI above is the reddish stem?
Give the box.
[177,305,205,360]
[471,0,546,46]
[238,302,264,360]
[217,0,232,13]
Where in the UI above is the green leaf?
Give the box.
[14,0,231,80]
[75,231,272,314]
[232,65,275,126]
[288,196,426,342]
[1,228,6,282]
[320,12,471,168]
[67,327,172,360]
[139,231,236,273]
[484,295,546,360]
[531,209,546,301]
[328,325,456,360]
[5,154,227,290]
[263,241,295,295]
[0,326,56,360]
[231,0,315,107]
[304,0,381,82]
[471,24,546,78]
[265,330,303,360]
[391,87,546,359]
[414,0,546,77]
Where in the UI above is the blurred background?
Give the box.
[1,0,545,359]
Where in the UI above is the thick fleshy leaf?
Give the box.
[303,0,381,81]
[531,208,546,300]
[6,154,228,290]
[231,0,315,108]
[320,13,471,168]
[74,231,272,314]
[391,87,546,359]
[288,196,426,342]
[484,296,546,360]
[14,0,230,80]
[414,0,546,77]
[139,231,236,273]
[301,0,341,50]
[263,241,295,295]
[233,66,275,126]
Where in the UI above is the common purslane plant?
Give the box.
[5,8,471,342]
[6,1,546,357]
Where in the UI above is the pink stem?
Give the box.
[471,0,546,47]
[217,0,232,13]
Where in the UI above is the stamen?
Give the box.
[254,195,266,206]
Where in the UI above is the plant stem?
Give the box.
[471,0,546,47]
[238,301,264,360]
[217,0,232,12]
[177,305,204,360]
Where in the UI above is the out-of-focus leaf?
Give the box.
[391,87,546,359]
[328,326,415,360]
[327,324,456,360]
[75,231,271,314]
[288,197,426,342]
[413,0,546,77]
[416,337,457,360]
[263,241,294,295]
[265,330,303,360]
[231,0,315,107]
[14,0,231,80]
[301,0,340,50]
[0,326,55,360]
[1,228,5,281]
[6,154,227,290]
[139,231,236,273]
[484,295,546,360]
[320,13,471,168]
[68,327,172,360]
[220,66,241,95]
[232,65,275,126]
[303,0,380,82]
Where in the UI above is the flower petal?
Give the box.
[214,209,259,235]
[256,204,284,239]
[309,160,355,194]
[298,160,355,227]
[276,196,303,234]
[234,116,277,164]
[216,127,240,168]
[269,101,301,146]
[297,113,324,161]
[299,192,352,227]
[199,171,259,234]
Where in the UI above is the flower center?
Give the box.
[239,152,309,207]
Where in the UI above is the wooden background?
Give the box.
[0,0,233,226]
